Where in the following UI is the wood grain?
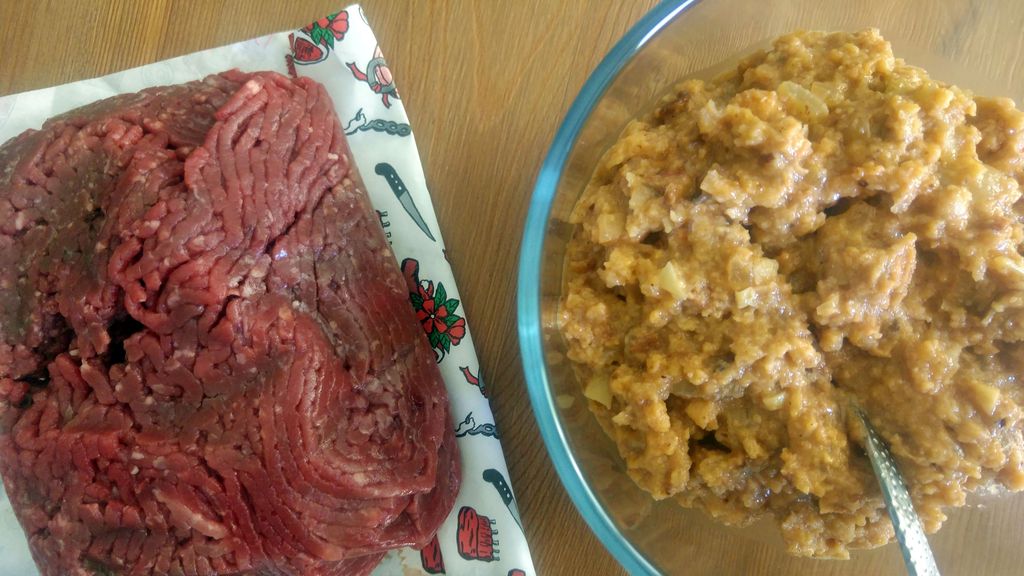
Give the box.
[0,1,659,574]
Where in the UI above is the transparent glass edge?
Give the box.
[516,1,699,575]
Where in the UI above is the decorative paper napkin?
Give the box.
[0,5,535,575]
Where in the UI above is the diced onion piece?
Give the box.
[968,381,1000,415]
[736,287,758,308]
[584,375,613,408]
[779,80,829,120]
[992,255,1024,279]
[657,261,687,300]
[762,391,786,411]
[556,394,576,409]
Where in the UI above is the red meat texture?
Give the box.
[0,70,459,576]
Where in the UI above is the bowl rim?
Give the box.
[516,1,699,574]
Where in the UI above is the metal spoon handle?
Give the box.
[860,413,941,576]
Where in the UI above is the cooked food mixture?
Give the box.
[0,71,459,575]
[560,29,1024,558]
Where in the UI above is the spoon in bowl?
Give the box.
[855,408,941,576]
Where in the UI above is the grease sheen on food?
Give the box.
[560,29,1024,558]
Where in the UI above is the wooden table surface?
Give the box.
[0,1,660,574]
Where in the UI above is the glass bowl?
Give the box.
[517,0,1024,574]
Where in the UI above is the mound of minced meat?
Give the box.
[0,70,459,575]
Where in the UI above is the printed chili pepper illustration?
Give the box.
[460,365,486,396]
[456,506,499,562]
[402,259,467,360]
[455,411,499,439]
[348,45,399,107]
[483,468,523,532]
[375,162,435,241]
[420,534,445,574]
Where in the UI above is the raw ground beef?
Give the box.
[0,70,459,575]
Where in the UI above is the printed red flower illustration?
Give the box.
[303,11,349,48]
[402,258,465,360]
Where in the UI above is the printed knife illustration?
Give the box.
[482,468,523,533]
[375,162,436,242]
